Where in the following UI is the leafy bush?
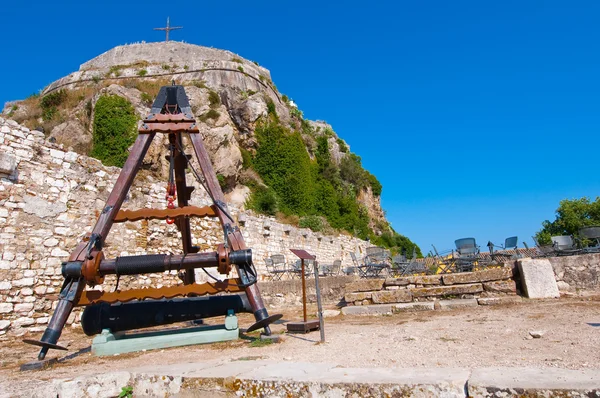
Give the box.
[237,66,244,73]
[90,95,137,167]
[281,94,289,103]
[254,121,315,215]
[372,231,422,257]
[199,109,220,122]
[208,90,220,108]
[137,69,148,77]
[40,90,67,109]
[140,92,153,106]
[217,174,227,190]
[299,215,324,232]
[336,138,348,153]
[162,64,171,70]
[240,147,253,169]
[247,186,278,215]
[266,98,276,117]
[367,172,382,196]
[231,57,243,63]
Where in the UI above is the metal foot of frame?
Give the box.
[246,314,283,334]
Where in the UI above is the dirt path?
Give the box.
[1,297,599,384]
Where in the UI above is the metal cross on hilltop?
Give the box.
[154,17,182,42]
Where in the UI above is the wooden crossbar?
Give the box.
[77,280,243,306]
[114,205,217,223]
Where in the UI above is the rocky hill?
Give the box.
[2,41,414,250]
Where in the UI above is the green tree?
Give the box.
[91,95,137,167]
[535,197,600,244]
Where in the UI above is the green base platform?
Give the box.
[92,314,238,357]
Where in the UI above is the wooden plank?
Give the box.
[77,280,243,306]
[114,205,217,223]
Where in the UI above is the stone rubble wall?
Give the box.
[343,267,517,307]
[547,252,600,292]
[0,117,370,335]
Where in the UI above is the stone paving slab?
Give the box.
[341,304,393,315]
[477,296,523,306]
[393,302,436,312]
[469,367,600,397]
[438,299,479,310]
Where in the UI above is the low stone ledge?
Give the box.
[468,367,600,397]
[411,283,483,298]
[385,274,442,286]
[483,280,517,293]
[341,304,393,316]
[346,278,385,292]
[477,296,523,306]
[371,289,412,304]
[393,302,435,312]
[344,291,372,303]
[438,299,478,310]
[442,267,513,285]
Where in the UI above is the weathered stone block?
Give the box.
[371,289,412,304]
[344,291,372,302]
[438,299,479,310]
[411,283,483,298]
[0,303,13,313]
[15,303,34,313]
[483,280,517,293]
[477,296,522,306]
[393,302,435,312]
[442,267,513,285]
[386,275,441,286]
[0,152,17,175]
[517,259,560,299]
[346,278,384,292]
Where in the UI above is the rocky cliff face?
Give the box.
[2,42,389,234]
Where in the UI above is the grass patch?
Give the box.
[208,90,220,107]
[249,338,273,348]
[231,57,243,63]
[198,109,220,122]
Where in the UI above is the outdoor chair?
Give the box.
[346,252,361,275]
[488,236,521,262]
[268,254,288,280]
[532,236,555,258]
[361,247,389,277]
[579,226,600,253]
[390,253,408,276]
[289,259,314,278]
[401,247,428,275]
[454,237,479,272]
[321,259,342,276]
[550,235,580,256]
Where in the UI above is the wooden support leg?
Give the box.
[188,133,279,334]
[26,133,156,359]
[170,133,197,284]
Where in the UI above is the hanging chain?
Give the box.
[165,143,177,224]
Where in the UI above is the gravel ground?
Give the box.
[1,297,599,384]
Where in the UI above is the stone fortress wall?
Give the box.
[0,117,370,335]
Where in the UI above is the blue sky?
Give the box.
[2,1,599,253]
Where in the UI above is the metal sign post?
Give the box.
[287,249,321,334]
[312,260,325,343]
